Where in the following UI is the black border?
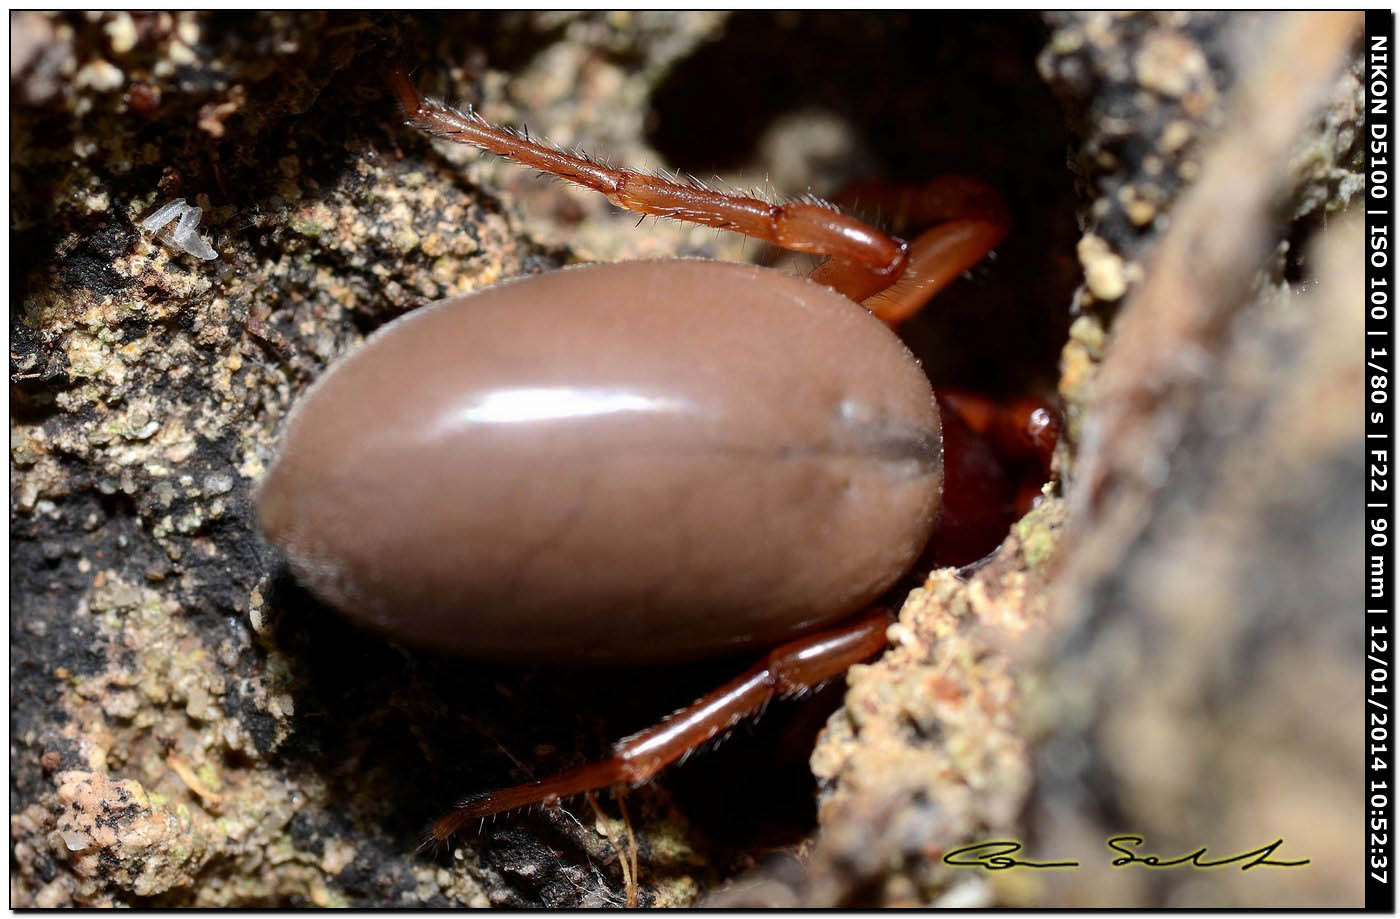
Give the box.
[1366,8,1396,913]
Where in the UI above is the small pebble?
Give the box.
[1078,234,1129,302]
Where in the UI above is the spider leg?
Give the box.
[809,176,1009,323]
[389,68,908,278]
[428,608,893,842]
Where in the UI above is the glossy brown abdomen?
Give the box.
[258,259,941,664]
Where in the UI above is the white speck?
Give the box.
[141,197,218,260]
[837,398,871,423]
[203,472,233,495]
[74,58,123,92]
[60,829,92,852]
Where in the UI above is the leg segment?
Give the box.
[428,608,894,842]
[389,69,908,278]
[924,391,1061,567]
[809,176,1009,324]
[937,390,1060,474]
[859,219,1008,325]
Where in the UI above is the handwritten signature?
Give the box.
[943,837,1310,872]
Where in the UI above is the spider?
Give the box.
[256,67,1059,845]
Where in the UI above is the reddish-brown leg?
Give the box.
[860,219,1009,325]
[806,176,1013,326]
[389,70,1021,330]
[924,391,1061,567]
[389,69,908,280]
[428,608,893,841]
[806,175,1009,321]
[937,390,1060,475]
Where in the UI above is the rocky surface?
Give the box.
[1028,11,1364,907]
